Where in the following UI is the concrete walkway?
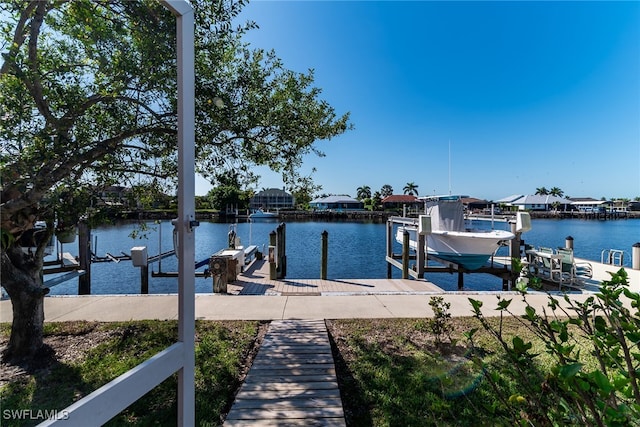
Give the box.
[1,259,637,323]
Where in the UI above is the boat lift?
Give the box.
[386,212,531,290]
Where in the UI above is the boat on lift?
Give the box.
[395,195,531,270]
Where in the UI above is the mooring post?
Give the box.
[633,242,640,270]
[269,230,277,280]
[402,229,409,279]
[131,246,149,294]
[457,271,464,290]
[278,222,286,278]
[386,219,393,279]
[509,222,519,259]
[209,255,228,293]
[140,265,149,294]
[321,230,328,280]
[78,220,91,295]
[565,236,574,250]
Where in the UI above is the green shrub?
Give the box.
[468,268,640,426]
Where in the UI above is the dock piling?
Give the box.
[402,229,409,279]
[209,256,228,293]
[78,221,91,295]
[321,230,328,280]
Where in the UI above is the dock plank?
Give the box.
[223,319,346,426]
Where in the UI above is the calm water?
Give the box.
[46,218,639,295]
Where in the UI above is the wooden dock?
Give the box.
[224,319,346,426]
[226,260,445,295]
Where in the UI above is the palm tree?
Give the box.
[549,187,564,197]
[535,187,549,195]
[356,185,371,200]
[403,182,419,196]
[371,191,382,210]
[380,184,393,197]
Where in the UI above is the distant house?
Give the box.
[381,195,421,211]
[569,198,611,213]
[249,188,295,211]
[461,197,491,212]
[496,194,571,211]
[309,195,364,211]
[96,185,130,207]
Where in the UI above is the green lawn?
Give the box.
[0,316,623,426]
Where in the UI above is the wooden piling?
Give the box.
[386,219,393,279]
[209,255,228,293]
[269,231,277,280]
[140,265,149,294]
[276,223,286,279]
[402,229,409,279]
[321,230,328,280]
[78,221,91,295]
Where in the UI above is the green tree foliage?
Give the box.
[549,187,564,197]
[0,0,351,360]
[468,269,640,426]
[371,191,382,211]
[289,172,321,210]
[356,185,371,200]
[403,182,419,196]
[535,187,550,195]
[380,184,393,198]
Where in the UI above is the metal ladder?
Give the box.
[601,249,626,266]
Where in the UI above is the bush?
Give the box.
[467,268,640,426]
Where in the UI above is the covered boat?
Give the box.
[395,195,522,270]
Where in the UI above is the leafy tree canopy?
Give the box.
[0,0,351,235]
[0,0,351,360]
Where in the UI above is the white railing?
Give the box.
[40,1,196,425]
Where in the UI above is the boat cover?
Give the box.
[425,199,465,232]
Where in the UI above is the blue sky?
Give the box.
[196,1,640,201]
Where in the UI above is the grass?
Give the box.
[1,320,263,426]
[1,317,596,426]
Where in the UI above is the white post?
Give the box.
[169,1,196,425]
[39,2,196,426]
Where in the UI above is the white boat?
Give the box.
[249,209,279,219]
[395,196,529,270]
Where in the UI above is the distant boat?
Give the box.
[396,195,529,270]
[249,209,279,220]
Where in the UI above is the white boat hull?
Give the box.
[396,227,514,270]
[249,209,278,219]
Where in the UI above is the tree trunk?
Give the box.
[1,241,49,362]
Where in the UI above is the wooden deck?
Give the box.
[227,260,445,295]
[224,319,346,426]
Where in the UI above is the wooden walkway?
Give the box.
[224,319,346,426]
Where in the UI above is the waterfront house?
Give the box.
[461,197,491,212]
[310,195,364,211]
[496,194,572,211]
[249,188,295,211]
[570,198,611,213]
[381,195,421,212]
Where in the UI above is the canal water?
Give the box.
[45,218,639,295]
